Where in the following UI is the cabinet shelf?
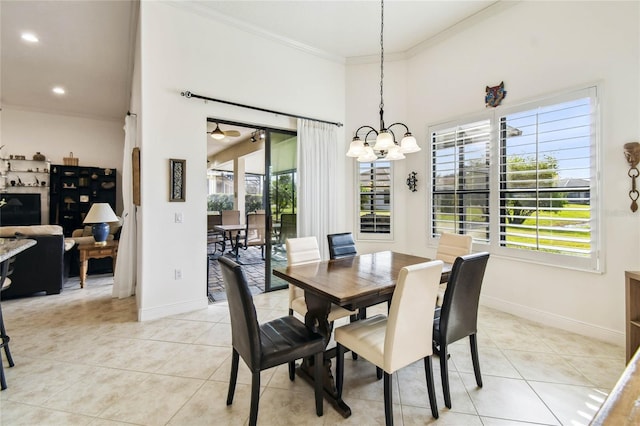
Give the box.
[4,170,50,174]
[626,271,640,363]
[50,164,116,236]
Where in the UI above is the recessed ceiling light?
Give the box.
[52,87,66,95]
[21,32,39,43]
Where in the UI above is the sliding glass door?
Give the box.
[265,130,297,291]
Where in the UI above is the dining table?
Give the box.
[272,250,452,418]
[213,224,245,253]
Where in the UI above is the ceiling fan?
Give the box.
[208,123,241,140]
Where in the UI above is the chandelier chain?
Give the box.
[379,0,384,115]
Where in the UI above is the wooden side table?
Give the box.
[77,241,118,288]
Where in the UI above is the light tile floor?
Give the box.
[0,274,625,425]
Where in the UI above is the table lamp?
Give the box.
[83,203,118,246]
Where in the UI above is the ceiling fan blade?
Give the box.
[223,130,241,137]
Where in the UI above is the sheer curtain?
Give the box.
[113,114,137,298]
[297,119,338,260]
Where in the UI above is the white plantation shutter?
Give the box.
[498,88,596,265]
[428,86,599,271]
[358,161,392,236]
[431,119,491,242]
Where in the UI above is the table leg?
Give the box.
[297,291,352,418]
[79,257,88,289]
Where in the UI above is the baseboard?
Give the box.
[480,294,624,346]
[137,296,208,321]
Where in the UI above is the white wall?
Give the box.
[1,107,125,215]
[136,2,346,320]
[348,1,639,344]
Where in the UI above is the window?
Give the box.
[358,161,392,237]
[432,119,491,243]
[270,170,297,218]
[430,87,599,271]
[207,169,266,212]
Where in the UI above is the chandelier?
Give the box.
[346,0,420,162]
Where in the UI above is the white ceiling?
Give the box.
[1,0,499,125]
[1,0,137,121]
[196,0,497,60]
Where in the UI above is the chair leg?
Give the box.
[288,308,294,316]
[423,356,439,419]
[349,314,359,360]
[226,349,239,405]
[0,361,6,390]
[383,372,393,426]
[376,366,383,380]
[359,307,367,320]
[336,343,345,399]
[440,345,452,409]
[0,308,13,367]
[249,371,260,426]
[470,333,483,388]
[314,351,323,416]
[288,361,295,381]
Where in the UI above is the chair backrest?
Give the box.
[279,214,297,243]
[218,256,261,371]
[222,210,241,225]
[384,260,443,373]
[207,213,222,230]
[285,236,321,304]
[286,236,321,266]
[0,257,16,291]
[439,252,490,345]
[245,213,266,244]
[435,232,473,264]
[327,232,357,260]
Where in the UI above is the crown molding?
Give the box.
[164,1,346,65]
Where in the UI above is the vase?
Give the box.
[33,152,45,161]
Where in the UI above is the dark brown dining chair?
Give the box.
[218,256,324,426]
[433,251,490,408]
[327,232,357,260]
[327,232,365,358]
[0,257,16,390]
[335,260,443,425]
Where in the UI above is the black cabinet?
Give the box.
[49,165,116,236]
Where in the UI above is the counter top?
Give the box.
[591,346,640,425]
[0,238,37,263]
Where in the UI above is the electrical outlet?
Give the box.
[174,269,182,280]
[175,212,183,223]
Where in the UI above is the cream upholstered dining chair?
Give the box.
[286,237,356,322]
[435,232,473,306]
[335,260,443,425]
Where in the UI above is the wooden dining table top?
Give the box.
[273,251,451,310]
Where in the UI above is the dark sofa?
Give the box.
[0,225,73,298]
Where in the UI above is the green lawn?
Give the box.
[435,203,591,254]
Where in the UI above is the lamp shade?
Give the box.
[385,145,406,161]
[400,134,421,153]
[83,203,118,224]
[346,138,366,157]
[357,146,378,163]
[373,130,394,151]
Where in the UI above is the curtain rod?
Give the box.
[180,90,343,127]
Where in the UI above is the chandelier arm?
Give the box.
[355,125,378,137]
[364,129,379,146]
[387,122,411,135]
